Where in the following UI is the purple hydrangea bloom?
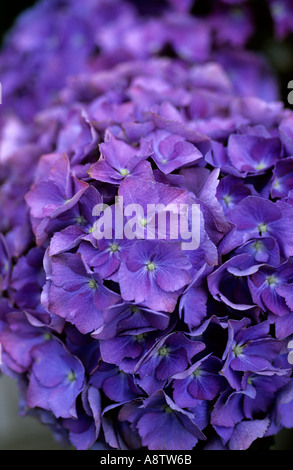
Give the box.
[97,322,163,374]
[269,0,293,39]
[221,319,287,390]
[25,153,88,212]
[2,0,293,452]
[135,331,205,394]
[48,185,103,256]
[9,247,46,309]
[271,157,293,199]
[61,384,102,450]
[89,362,142,402]
[89,133,153,184]
[26,339,85,419]
[172,354,223,406]
[118,240,192,312]
[119,391,206,450]
[0,307,52,374]
[43,251,120,334]
[148,129,202,174]
[248,259,293,316]
[227,133,281,176]
[221,196,293,258]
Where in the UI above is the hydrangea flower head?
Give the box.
[1,0,293,452]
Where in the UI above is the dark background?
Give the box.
[0,1,39,43]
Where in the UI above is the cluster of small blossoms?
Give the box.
[1,0,293,451]
[1,0,286,122]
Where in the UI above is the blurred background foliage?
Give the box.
[1,0,293,104]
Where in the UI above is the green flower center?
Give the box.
[192,368,202,378]
[120,168,129,176]
[164,405,173,414]
[256,162,266,171]
[266,275,277,286]
[253,240,263,251]
[158,346,169,357]
[76,216,85,225]
[88,279,97,289]
[233,344,243,357]
[131,307,140,314]
[257,223,268,235]
[135,333,146,343]
[223,195,232,206]
[146,261,156,272]
[110,243,119,253]
[67,371,76,383]
[139,218,148,227]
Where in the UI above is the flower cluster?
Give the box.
[1,0,293,451]
[1,0,285,122]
